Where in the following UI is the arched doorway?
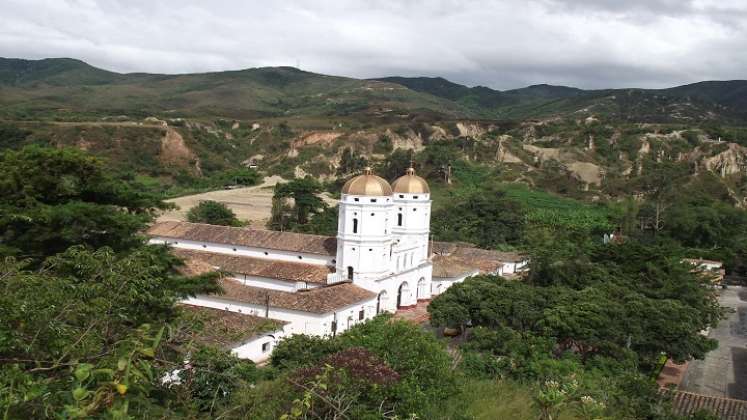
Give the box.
[397,282,410,308]
[376,290,389,314]
[416,277,426,300]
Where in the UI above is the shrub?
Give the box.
[186,200,241,226]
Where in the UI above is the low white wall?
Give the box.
[432,270,477,296]
[232,329,285,363]
[149,237,334,266]
[234,274,319,292]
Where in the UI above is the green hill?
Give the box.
[2,57,746,123]
[0,58,470,120]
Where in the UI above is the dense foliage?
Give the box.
[428,237,722,418]
[431,187,526,248]
[261,316,456,419]
[0,146,169,260]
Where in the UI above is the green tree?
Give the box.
[336,147,367,176]
[0,146,169,260]
[269,177,326,228]
[187,200,242,226]
[213,167,261,187]
[0,246,219,418]
[431,187,526,248]
[376,148,413,181]
[295,205,338,236]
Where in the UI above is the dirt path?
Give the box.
[157,176,337,229]
[679,286,747,400]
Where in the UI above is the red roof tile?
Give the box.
[216,278,376,314]
[148,221,336,255]
[173,249,332,284]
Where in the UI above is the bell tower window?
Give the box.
[397,213,403,226]
[352,218,358,233]
[347,266,354,280]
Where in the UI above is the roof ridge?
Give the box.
[155,220,335,240]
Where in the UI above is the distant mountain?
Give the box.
[376,77,584,106]
[0,57,120,86]
[372,75,746,122]
[0,57,745,123]
[503,84,585,99]
[660,80,747,110]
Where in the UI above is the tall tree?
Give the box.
[270,177,326,227]
[0,146,169,260]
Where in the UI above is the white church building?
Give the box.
[148,166,526,362]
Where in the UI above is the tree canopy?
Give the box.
[0,146,169,260]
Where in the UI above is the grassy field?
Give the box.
[427,379,582,420]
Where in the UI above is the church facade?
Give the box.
[148,167,524,362]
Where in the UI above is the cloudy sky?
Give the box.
[1,0,746,89]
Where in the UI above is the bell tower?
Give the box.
[391,165,431,268]
[335,167,394,283]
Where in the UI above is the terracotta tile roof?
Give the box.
[177,257,216,277]
[431,254,480,278]
[432,241,526,263]
[431,241,519,278]
[172,249,332,285]
[216,278,376,314]
[663,390,747,419]
[179,304,286,348]
[148,221,337,256]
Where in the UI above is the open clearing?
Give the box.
[157,176,337,229]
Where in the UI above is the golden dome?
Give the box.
[392,166,430,194]
[341,167,393,196]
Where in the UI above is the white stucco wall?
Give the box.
[353,262,433,312]
[232,273,319,292]
[431,270,478,296]
[336,194,394,281]
[231,329,285,363]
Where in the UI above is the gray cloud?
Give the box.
[0,0,745,89]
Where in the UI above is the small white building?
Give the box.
[148,166,527,363]
[179,304,287,363]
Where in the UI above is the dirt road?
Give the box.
[680,286,747,400]
[157,176,337,229]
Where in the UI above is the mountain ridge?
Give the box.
[1,57,746,123]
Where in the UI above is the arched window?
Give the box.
[397,213,403,226]
[347,266,354,280]
[352,218,358,233]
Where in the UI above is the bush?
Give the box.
[270,334,341,369]
[186,200,241,226]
